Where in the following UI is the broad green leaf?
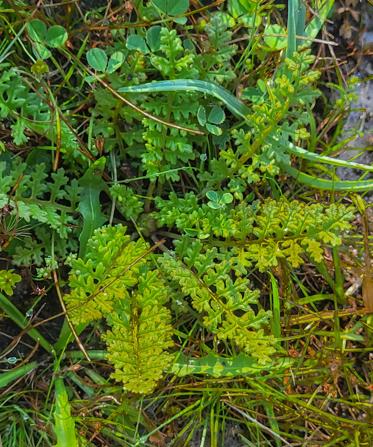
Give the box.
[86,48,108,72]
[126,35,149,54]
[54,378,78,447]
[222,192,233,204]
[263,24,287,51]
[27,19,47,43]
[107,51,125,73]
[46,25,68,48]
[152,0,189,16]
[78,158,107,257]
[206,190,219,201]
[146,26,162,52]
[33,42,52,60]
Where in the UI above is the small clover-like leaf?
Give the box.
[208,106,225,125]
[152,0,189,16]
[126,35,149,54]
[86,48,108,72]
[27,19,47,43]
[46,25,68,48]
[146,26,162,52]
[107,51,125,73]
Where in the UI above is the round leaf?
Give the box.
[222,193,233,204]
[206,191,218,202]
[107,51,125,73]
[263,25,287,51]
[86,48,108,72]
[126,35,149,54]
[208,106,225,125]
[46,25,68,48]
[206,123,222,136]
[27,19,47,43]
[146,26,162,52]
[152,0,189,16]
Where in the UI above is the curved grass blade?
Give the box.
[281,163,373,192]
[118,79,250,120]
[305,0,334,40]
[53,378,78,447]
[0,361,38,389]
[0,293,53,353]
[286,143,373,172]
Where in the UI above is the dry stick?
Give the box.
[52,270,91,362]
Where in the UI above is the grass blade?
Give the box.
[118,79,251,120]
[280,163,373,192]
[305,0,335,40]
[53,378,78,447]
[0,293,53,353]
[0,361,38,389]
[286,143,373,172]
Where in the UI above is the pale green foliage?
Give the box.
[110,184,144,220]
[155,192,255,239]
[156,194,354,272]
[65,225,174,393]
[0,270,21,295]
[160,243,275,364]
[105,269,174,394]
[247,199,354,271]
[65,225,148,324]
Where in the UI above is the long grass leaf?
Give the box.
[281,163,373,192]
[0,361,38,389]
[305,0,334,40]
[286,143,373,172]
[0,293,53,352]
[53,378,78,447]
[118,80,250,119]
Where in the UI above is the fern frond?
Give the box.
[65,225,148,324]
[160,252,275,364]
[104,269,174,394]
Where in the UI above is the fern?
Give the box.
[64,225,148,324]
[104,269,174,394]
[0,158,80,265]
[156,194,354,272]
[160,248,275,364]
[64,225,174,393]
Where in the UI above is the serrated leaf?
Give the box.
[46,25,68,48]
[126,35,149,54]
[86,48,108,72]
